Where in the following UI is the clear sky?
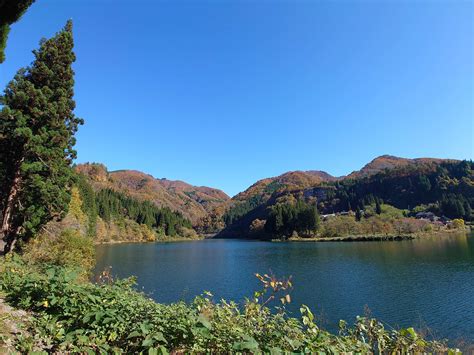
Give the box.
[0,0,472,196]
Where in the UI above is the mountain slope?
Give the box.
[221,170,335,227]
[233,170,334,203]
[231,155,458,209]
[346,155,455,179]
[75,163,230,224]
[218,156,472,239]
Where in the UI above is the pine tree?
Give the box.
[355,207,362,222]
[0,21,82,253]
[76,174,97,237]
[455,199,465,219]
[375,199,382,215]
[310,204,320,232]
[464,201,472,221]
[275,207,284,233]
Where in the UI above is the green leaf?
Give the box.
[140,322,151,335]
[94,311,104,321]
[285,337,302,350]
[152,332,167,344]
[142,337,155,348]
[233,335,259,351]
[127,330,141,339]
[197,314,212,330]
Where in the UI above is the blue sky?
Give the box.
[1,0,472,196]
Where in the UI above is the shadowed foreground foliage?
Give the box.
[0,257,457,354]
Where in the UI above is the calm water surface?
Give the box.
[95,233,474,343]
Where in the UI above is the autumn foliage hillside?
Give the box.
[218,157,472,239]
[75,163,230,224]
[346,155,457,179]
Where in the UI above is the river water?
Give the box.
[95,232,474,344]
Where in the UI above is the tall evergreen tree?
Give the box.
[0,0,36,63]
[463,201,472,221]
[375,199,382,215]
[0,21,82,253]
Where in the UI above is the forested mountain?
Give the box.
[70,157,472,240]
[346,155,456,179]
[221,170,335,228]
[321,159,472,216]
[217,157,473,239]
[75,163,230,224]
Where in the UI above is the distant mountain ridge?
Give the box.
[217,155,469,238]
[75,163,230,224]
[230,155,457,207]
[346,155,457,179]
[76,155,466,235]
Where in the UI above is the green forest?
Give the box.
[219,160,473,239]
[75,174,193,238]
[265,200,320,237]
[95,188,192,236]
[322,160,473,218]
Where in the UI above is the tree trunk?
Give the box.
[1,165,22,254]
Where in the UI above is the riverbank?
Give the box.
[277,234,415,242]
[94,235,204,245]
[273,228,470,243]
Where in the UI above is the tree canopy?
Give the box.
[0,21,82,252]
[265,199,320,238]
[93,188,192,236]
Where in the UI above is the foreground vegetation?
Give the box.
[0,256,458,353]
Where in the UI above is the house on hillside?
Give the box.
[322,213,336,221]
[415,211,436,221]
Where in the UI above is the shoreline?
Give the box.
[272,228,470,243]
[275,234,415,242]
[94,236,204,245]
[93,228,470,245]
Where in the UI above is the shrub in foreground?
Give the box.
[0,257,457,353]
[21,229,95,279]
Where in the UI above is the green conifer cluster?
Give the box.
[0,21,82,253]
[265,200,320,237]
[94,188,191,236]
[75,178,193,238]
[323,161,473,220]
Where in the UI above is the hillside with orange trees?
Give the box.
[75,163,229,224]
